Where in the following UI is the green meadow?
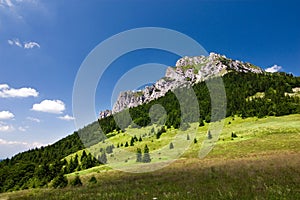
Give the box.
[1,114,300,200]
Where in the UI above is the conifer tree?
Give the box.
[142,145,151,163]
[207,130,212,139]
[130,137,135,146]
[136,148,142,162]
[124,141,129,147]
[70,175,82,187]
[99,152,107,164]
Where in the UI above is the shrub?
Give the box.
[89,176,97,184]
[70,175,82,187]
[52,174,68,188]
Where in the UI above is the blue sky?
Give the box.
[0,0,299,158]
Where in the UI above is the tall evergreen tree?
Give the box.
[136,148,142,162]
[169,142,174,149]
[142,145,151,163]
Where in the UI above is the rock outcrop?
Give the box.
[99,110,112,119]
[112,53,264,114]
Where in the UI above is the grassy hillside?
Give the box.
[1,114,300,199]
[0,71,299,194]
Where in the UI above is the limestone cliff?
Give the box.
[112,53,264,114]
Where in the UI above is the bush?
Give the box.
[70,175,82,187]
[52,174,68,188]
[89,176,97,184]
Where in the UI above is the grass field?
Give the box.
[1,114,300,200]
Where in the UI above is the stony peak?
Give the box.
[111,53,264,114]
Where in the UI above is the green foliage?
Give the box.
[136,148,142,162]
[88,176,97,184]
[98,152,107,164]
[199,119,205,127]
[124,141,129,147]
[156,126,166,139]
[142,145,151,163]
[207,130,212,140]
[231,132,238,138]
[52,174,68,189]
[70,176,82,187]
[194,138,198,143]
[130,137,135,146]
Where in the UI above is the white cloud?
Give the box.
[58,114,75,121]
[0,84,9,89]
[265,65,282,73]
[7,38,22,48]
[0,84,38,98]
[26,116,40,123]
[32,100,65,114]
[18,126,26,132]
[24,41,40,49]
[0,0,13,7]
[0,123,14,132]
[0,111,14,120]
[7,38,40,49]
[0,138,45,148]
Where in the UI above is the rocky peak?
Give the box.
[99,109,112,119]
[111,53,264,114]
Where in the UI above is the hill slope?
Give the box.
[1,114,300,199]
[0,53,300,194]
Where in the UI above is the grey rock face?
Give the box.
[112,52,264,114]
[99,110,112,119]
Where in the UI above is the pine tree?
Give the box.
[124,141,129,147]
[81,150,87,162]
[194,138,198,143]
[89,176,97,184]
[169,142,174,149]
[207,130,212,139]
[136,148,142,162]
[187,134,190,140]
[70,175,82,187]
[199,119,205,127]
[52,173,68,188]
[142,145,151,163]
[99,152,107,164]
[130,137,135,146]
[139,136,143,142]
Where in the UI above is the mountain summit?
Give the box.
[112,53,264,114]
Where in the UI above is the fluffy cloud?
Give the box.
[0,0,13,8]
[18,127,26,132]
[0,111,14,120]
[24,41,40,49]
[26,117,40,123]
[0,84,38,98]
[0,122,14,132]
[58,114,75,121]
[7,38,40,49]
[7,38,22,47]
[265,65,282,73]
[32,100,65,114]
[0,138,44,148]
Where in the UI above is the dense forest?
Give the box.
[0,71,300,192]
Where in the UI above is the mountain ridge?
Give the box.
[112,52,264,114]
